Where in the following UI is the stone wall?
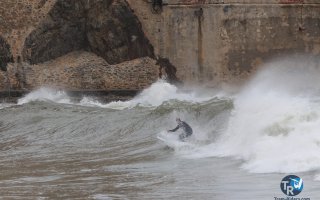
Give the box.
[128,0,320,85]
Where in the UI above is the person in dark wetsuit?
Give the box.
[152,0,163,13]
[168,118,193,141]
[152,0,163,9]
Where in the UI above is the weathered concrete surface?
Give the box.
[128,0,320,85]
[1,51,159,91]
[160,0,319,5]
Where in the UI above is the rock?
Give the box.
[22,0,154,65]
[0,36,13,71]
[4,51,159,91]
[86,0,154,64]
[156,57,181,85]
[0,0,161,96]
[22,0,88,64]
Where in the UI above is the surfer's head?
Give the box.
[176,117,181,123]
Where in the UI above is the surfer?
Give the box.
[168,118,193,141]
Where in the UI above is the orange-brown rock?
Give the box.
[1,51,159,91]
[0,0,159,95]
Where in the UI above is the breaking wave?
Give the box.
[192,56,320,174]
[17,80,215,109]
[17,87,71,105]
[15,56,320,177]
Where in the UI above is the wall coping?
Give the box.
[149,0,320,5]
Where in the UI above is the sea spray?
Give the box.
[103,80,214,109]
[17,80,215,109]
[200,56,320,173]
[18,87,71,105]
[0,103,14,110]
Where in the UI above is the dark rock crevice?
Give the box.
[22,0,154,65]
[0,37,13,71]
[86,0,155,64]
[22,0,88,64]
[156,57,182,85]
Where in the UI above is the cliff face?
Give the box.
[22,0,154,65]
[0,0,158,93]
[0,37,13,71]
[3,0,320,93]
[6,51,158,91]
[0,0,57,61]
[22,0,88,64]
[86,0,154,64]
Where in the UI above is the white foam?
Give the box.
[315,174,320,181]
[193,57,320,174]
[92,194,113,200]
[157,131,199,154]
[0,103,14,110]
[80,80,214,109]
[16,80,216,109]
[79,97,108,108]
[17,87,71,105]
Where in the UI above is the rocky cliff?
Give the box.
[0,0,160,97]
[0,36,13,71]
[4,51,158,91]
[2,0,320,95]
[22,0,155,65]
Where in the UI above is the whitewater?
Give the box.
[1,57,320,199]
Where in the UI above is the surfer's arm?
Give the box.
[168,125,179,132]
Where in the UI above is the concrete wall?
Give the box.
[128,0,320,86]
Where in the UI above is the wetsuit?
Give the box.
[169,121,193,141]
[153,0,163,8]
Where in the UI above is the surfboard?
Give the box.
[157,132,190,149]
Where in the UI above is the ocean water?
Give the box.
[1,57,320,199]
